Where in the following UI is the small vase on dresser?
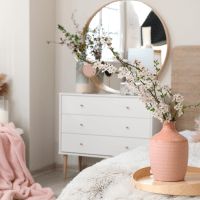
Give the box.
[150,121,188,182]
[76,61,93,93]
[59,93,161,178]
[76,61,103,94]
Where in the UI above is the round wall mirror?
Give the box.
[84,0,169,91]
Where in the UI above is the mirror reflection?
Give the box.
[87,0,168,71]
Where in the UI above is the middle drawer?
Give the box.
[61,114,152,138]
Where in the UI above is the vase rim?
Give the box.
[163,121,176,125]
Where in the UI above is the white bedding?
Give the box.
[58,143,200,200]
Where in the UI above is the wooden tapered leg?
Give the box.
[79,156,83,171]
[84,157,87,169]
[63,155,68,179]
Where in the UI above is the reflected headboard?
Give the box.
[172,46,200,131]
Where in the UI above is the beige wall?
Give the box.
[55,0,200,165]
[0,0,30,160]
[29,0,56,171]
[0,0,56,171]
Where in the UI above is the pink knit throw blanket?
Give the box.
[0,123,55,200]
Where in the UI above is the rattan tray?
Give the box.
[133,166,200,196]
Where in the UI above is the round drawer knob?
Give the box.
[126,126,130,130]
[126,106,130,110]
[80,104,84,108]
[80,143,84,146]
[80,123,84,127]
[125,146,129,150]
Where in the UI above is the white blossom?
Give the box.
[174,103,183,111]
[177,109,184,117]
[173,94,184,103]
[118,67,131,79]
[100,36,112,47]
[93,61,117,74]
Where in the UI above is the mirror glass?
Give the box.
[85,0,169,90]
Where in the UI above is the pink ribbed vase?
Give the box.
[150,121,188,182]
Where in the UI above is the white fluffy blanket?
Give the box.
[58,143,200,200]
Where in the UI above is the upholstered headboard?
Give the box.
[172,46,200,131]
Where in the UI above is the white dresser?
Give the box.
[59,93,161,177]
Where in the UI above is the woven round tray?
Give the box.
[133,166,200,196]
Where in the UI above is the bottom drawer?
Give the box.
[61,134,149,156]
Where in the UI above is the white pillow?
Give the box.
[180,130,200,143]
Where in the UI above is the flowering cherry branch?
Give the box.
[57,24,200,122]
[93,36,200,122]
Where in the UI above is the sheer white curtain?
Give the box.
[89,1,145,61]
[90,2,123,61]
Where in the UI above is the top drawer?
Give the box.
[60,94,150,118]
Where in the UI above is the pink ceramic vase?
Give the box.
[150,121,188,182]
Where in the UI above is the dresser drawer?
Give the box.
[61,134,149,156]
[61,95,150,118]
[61,115,152,138]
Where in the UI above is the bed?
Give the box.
[57,46,200,199]
[57,141,200,200]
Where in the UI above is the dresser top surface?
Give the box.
[60,93,139,99]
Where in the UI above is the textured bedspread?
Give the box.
[58,143,200,200]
